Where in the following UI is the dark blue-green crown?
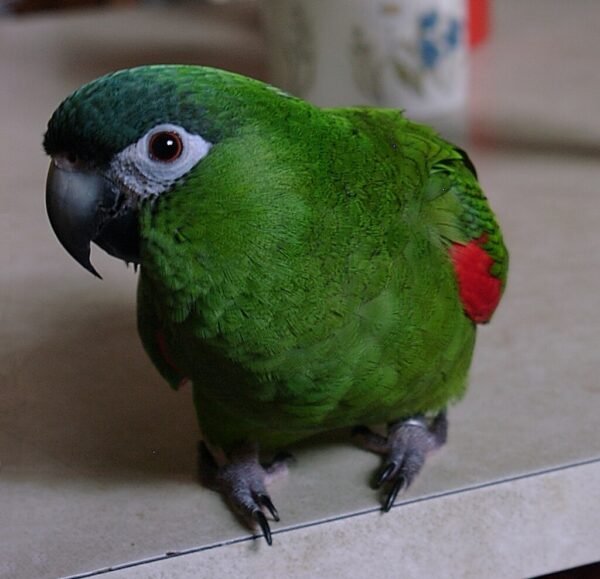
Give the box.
[43,65,296,166]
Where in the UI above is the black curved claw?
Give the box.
[375,461,398,489]
[258,494,280,522]
[253,510,273,546]
[383,475,406,512]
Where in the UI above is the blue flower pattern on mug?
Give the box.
[419,9,462,70]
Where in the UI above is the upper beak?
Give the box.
[46,161,140,278]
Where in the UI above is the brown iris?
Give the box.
[148,131,183,162]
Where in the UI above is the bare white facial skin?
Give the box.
[106,123,213,200]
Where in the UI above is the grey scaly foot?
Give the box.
[197,441,291,545]
[353,411,448,512]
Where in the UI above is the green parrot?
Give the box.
[44,65,508,545]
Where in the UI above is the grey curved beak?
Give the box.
[46,162,140,278]
[46,162,110,277]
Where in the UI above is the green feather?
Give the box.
[45,65,508,452]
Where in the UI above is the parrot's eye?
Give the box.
[108,123,212,199]
[148,131,184,163]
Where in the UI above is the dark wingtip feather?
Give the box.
[454,147,478,178]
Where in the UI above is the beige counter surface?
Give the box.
[2,1,600,578]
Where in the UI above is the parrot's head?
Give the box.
[43,65,291,277]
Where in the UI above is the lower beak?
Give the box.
[46,162,140,278]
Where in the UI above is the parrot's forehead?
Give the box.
[43,66,219,165]
[44,65,302,166]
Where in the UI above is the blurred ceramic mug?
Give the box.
[262,0,467,122]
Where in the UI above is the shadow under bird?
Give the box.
[44,65,508,545]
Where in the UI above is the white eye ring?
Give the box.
[135,123,212,180]
[109,123,213,199]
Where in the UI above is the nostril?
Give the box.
[53,153,83,172]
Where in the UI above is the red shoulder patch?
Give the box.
[449,236,501,323]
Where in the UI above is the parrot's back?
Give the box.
[136,99,507,453]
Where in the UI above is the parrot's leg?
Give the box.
[197,441,290,545]
[353,411,447,511]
